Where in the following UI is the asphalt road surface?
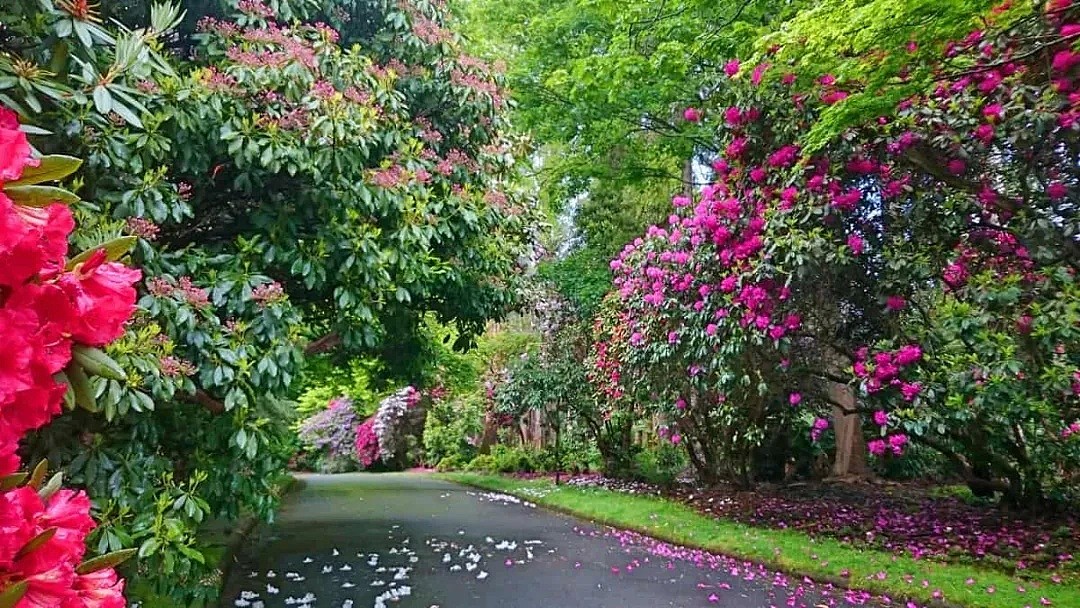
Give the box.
[220,473,861,608]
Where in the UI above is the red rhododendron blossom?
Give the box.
[66,568,126,608]
[57,252,141,346]
[0,122,34,181]
[0,108,130,608]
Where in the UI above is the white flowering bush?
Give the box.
[373,387,425,466]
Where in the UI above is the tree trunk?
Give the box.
[829,381,869,478]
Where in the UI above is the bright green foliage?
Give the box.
[538,248,611,316]
[756,0,1022,149]
[294,356,383,421]
[421,317,539,465]
[458,0,791,252]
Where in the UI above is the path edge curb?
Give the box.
[215,474,301,607]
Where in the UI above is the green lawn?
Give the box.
[439,473,1079,608]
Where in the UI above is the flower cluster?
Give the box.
[145,276,210,308]
[595,2,1080,495]
[354,418,379,468]
[1,107,135,606]
[251,281,286,307]
[297,398,362,471]
[124,217,159,241]
[371,387,422,463]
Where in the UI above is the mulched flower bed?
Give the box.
[530,473,1079,577]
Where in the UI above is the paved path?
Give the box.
[221,473,850,608]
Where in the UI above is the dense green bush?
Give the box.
[423,392,485,465]
[490,444,537,473]
[634,444,688,488]
[436,454,470,471]
[465,454,499,473]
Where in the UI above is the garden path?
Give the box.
[220,473,845,608]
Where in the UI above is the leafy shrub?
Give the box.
[423,392,485,464]
[466,454,499,472]
[634,444,688,488]
[436,454,470,471]
[490,445,537,473]
[875,443,951,482]
[297,398,361,472]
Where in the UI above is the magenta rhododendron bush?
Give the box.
[596,1,1080,502]
[0,108,138,606]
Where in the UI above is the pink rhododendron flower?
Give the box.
[1047,181,1068,199]
[873,410,889,426]
[767,145,799,167]
[751,63,770,86]
[886,295,906,311]
[0,109,132,607]
[895,344,923,366]
[847,234,865,255]
[0,117,35,181]
[789,392,802,406]
[1052,50,1080,73]
[900,382,922,401]
[683,107,702,122]
[723,59,741,77]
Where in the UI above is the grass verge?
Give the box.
[439,472,1078,608]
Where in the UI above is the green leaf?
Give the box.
[27,459,48,490]
[0,581,29,608]
[66,237,138,270]
[76,548,137,575]
[9,155,82,186]
[38,472,64,501]
[71,346,127,381]
[57,371,76,410]
[92,85,112,114]
[109,98,144,128]
[65,362,98,412]
[3,184,80,207]
[15,528,57,560]
[138,538,161,558]
[0,472,28,491]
